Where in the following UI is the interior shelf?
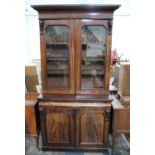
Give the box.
[46,43,69,46]
[47,57,68,61]
[47,77,69,88]
[82,43,105,45]
[82,57,104,62]
[47,69,69,75]
[81,70,104,76]
[82,64,104,70]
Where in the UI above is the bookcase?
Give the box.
[32,4,120,151]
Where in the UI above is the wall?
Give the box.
[25,0,130,65]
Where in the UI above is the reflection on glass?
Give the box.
[46,26,69,88]
[81,26,106,89]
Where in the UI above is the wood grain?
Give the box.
[76,109,109,147]
[39,101,111,108]
[40,108,74,147]
[25,92,39,100]
[25,100,38,136]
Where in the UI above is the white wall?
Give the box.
[112,15,130,60]
[25,0,130,64]
[25,15,40,64]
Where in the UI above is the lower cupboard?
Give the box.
[39,102,111,151]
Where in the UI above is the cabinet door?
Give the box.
[41,20,75,94]
[75,20,110,94]
[40,108,74,148]
[76,109,109,148]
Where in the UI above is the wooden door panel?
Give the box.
[80,113,104,144]
[46,112,70,143]
[41,108,74,147]
[76,109,108,147]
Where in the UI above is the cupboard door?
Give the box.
[42,20,75,94]
[40,108,74,147]
[75,20,110,94]
[76,109,109,148]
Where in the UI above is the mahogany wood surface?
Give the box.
[25,100,38,135]
[119,64,130,97]
[111,99,130,132]
[40,108,74,147]
[34,4,120,96]
[40,18,113,95]
[32,4,120,151]
[25,92,39,100]
[39,102,111,150]
[39,101,111,108]
[32,4,120,11]
[37,94,113,102]
[111,96,130,154]
[76,109,109,148]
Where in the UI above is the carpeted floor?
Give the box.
[25,134,130,155]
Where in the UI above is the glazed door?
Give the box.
[42,20,75,94]
[40,108,75,148]
[75,20,110,94]
[76,109,109,148]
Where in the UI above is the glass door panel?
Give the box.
[81,26,106,89]
[45,26,70,89]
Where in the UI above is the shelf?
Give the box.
[47,69,69,75]
[46,43,69,45]
[81,76,104,89]
[81,70,104,76]
[82,43,105,45]
[82,65,103,70]
[82,57,104,62]
[47,57,68,62]
[47,77,69,88]
[47,65,68,70]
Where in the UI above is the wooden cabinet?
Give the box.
[31,4,120,151]
[25,100,39,148]
[111,96,130,154]
[39,102,111,151]
[113,63,130,97]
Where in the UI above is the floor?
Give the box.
[25,134,130,155]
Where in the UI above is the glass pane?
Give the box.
[46,26,69,88]
[81,26,106,89]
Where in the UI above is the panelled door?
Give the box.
[42,20,75,94]
[75,20,110,95]
[76,109,109,148]
[40,108,75,148]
